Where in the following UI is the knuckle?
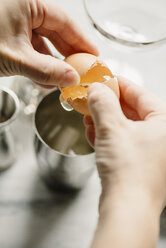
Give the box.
[13,55,23,75]
[54,10,70,33]
[96,152,113,176]
[97,122,112,137]
[0,47,22,76]
[39,62,52,83]
[34,57,58,84]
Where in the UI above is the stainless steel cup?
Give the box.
[34,90,95,191]
[12,76,54,116]
[0,86,20,171]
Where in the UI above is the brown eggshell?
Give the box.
[65,53,97,76]
[66,78,120,115]
[67,97,89,115]
[61,53,120,115]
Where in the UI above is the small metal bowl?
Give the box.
[34,90,95,191]
[0,86,20,170]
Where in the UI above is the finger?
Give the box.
[118,76,166,120]
[120,98,140,121]
[33,0,99,56]
[88,83,126,138]
[31,34,64,88]
[83,115,94,126]
[85,125,95,148]
[20,46,80,86]
[35,28,78,57]
[31,32,51,55]
[35,82,56,89]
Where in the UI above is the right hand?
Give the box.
[0,0,98,87]
[84,77,166,212]
[84,77,166,248]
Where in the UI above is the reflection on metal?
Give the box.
[34,90,95,191]
[0,87,19,171]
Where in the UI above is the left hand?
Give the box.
[0,0,98,87]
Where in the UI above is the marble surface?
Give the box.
[0,0,166,247]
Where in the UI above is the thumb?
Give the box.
[20,48,80,87]
[87,83,126,138]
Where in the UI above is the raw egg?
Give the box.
[60,53,119,115]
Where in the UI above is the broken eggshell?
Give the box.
[60,53,120,115]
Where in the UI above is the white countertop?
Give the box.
[0,0,166,247]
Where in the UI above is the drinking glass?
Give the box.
[84,0,166,47]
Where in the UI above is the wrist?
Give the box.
[99,178,162,218]
[93,184,160,248]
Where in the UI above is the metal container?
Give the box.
[34,90,95,191]
[11,76,54,116]
[0,86,20,170]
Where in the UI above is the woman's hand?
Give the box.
[84,77,166,248]
[0,0,98,87]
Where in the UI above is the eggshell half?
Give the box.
[65,53,97,76]
[61,53,120,115]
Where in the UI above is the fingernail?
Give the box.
[62,71,80,86]
[89,82,105,90]
[91,82,102,87]
[88,83,107,95]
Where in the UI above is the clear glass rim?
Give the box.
[83,0,166,47]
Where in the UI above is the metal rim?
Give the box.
[0,86,20,129]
